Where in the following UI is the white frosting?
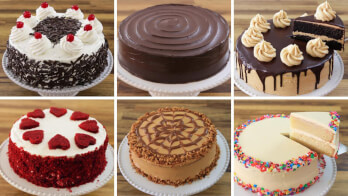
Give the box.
[10,25,32,42]
[65,8,84,20]
[36,6,56,20]
[28,35,52,56]
[17,15,38,28]
[10,109,107,157]
[60,35,84,56]
[86,18,103,33]
[76,27,99,44]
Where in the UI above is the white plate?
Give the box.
[234,155,337,196]
[118,130,230,196]
[234,51,344,97]
[2,50,114,96]
[0,138,114,196]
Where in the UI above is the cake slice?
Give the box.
[290,111,340,157]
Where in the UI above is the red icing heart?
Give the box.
[70,111,89,120]
[79,120,99,133]
[23,130,44,144]
[50,107,67,117]
[75,133,96,149]
[20,118,39,130]
[48,134,70,150]
[27,109,45,118]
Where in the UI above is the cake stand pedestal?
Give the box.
[2,50,113,97]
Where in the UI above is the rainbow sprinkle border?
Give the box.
[329,111,340,132]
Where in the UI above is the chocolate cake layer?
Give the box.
[118,4,230,84]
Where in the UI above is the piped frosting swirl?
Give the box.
[86,16,103,33]
[280,44,304,66]
[254,40,276,62]
[10,24,31,42]
[314,1,336,21]
[273,10,291,28]
[60,35,83,55]
[28,34,52,56]
[241,27,263,47]
[17,15,38,28]
[250,14,271,33]
[36,5,56,20]
[306,38,329,58]
[65,8,84,20]
[76,25,99,44]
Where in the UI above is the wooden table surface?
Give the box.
[234,0,348,96]
[117,0,231,97]
[0,0,114,96]
[234,100,348,196]
[117,100,231,195]
[0,100,114,195]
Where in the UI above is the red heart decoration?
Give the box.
[75,133,96,149]
[50,107,67,117]
[70,111,89,120]
[48,134,70,150]
[20,118,40,130]
[27,109,45,118]
[23,130,44,144]
[79,120,99,133]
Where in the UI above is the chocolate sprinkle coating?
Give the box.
[32,17,82,44]
[6,40,109,89]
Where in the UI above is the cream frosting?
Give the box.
[301,13,309,17]
[250,14,271,33]
[306,38,329,58]
[86,18,103,33]
[241,27,263,47]
[280,44,303,66]
[10,109,107,157]
[28,35,52,56]
[60,35,84,55]
[76,27,99,44]
[253,40,276,62]
[273,10,291,28]
[16,15,38,28]
[314,1,336,21]
[65,8,84,20]
[10,25,31,42]
[36,5,56,20]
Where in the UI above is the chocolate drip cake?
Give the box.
[118,4,230,84]
[6,2,108,89]
[127,107,220,186]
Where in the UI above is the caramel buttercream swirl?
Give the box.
[253,40,276,62]
[241,27,263,47]
[314,1,336,21]
[306,38,329,58]
[273,10,291,28]
[250,14,271,33]
[280,44,304,66]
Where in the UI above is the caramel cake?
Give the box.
[118,4,230,84]
[127,107,220,186]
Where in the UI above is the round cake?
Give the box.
[234,114,325,195]
[8,107,108,188]
[127,107,220,186]
[6,2,108,89]
[118,4,230,84]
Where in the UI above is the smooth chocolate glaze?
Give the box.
[118,4,230,84]
[236,19,334,94]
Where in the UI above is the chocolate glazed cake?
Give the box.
[236,19,334,96]
[118,4,230,84]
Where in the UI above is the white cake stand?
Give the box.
[2,50,113,96]
[0,138,114,196]
[118,130,230,195]
[234,51,344,97]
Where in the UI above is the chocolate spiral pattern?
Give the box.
[137,110,209,155]
[119,4,229,56]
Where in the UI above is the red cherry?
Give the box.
[88,14,95,21]
[72,5,79,10]
[66,34,74,42]
[16,21,24,29]
[23,11,31,18]
[84,24,93,31]
[34,32,42,39]
[41,2,48,8]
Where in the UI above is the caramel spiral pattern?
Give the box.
[119,4,229,56]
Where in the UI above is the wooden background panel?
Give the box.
[0,100,114,195]
[0,0,114,96]
[234,0,348,96]
[234,100,348,196]
[117,0,231,97]
[117,100,231,196]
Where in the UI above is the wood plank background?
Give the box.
[0,0,114,96]
[234,100,348,196]
[117,100,231,195]
[234,0,348,96]
[0,100,114,195]
[117,0,231,97]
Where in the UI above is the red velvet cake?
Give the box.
[8,107,108,188]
